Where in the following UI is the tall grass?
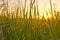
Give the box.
[0,0,60,40]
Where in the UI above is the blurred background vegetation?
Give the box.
[0,0,60,40]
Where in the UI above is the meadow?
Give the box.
[0,0,60,40]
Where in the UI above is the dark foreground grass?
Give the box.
[0,16,60,40]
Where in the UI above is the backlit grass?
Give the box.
[0,0,60,40]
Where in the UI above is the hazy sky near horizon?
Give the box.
[0,0,60,11]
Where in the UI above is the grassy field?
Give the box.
[0,15,60,40]
[0,0,60,40]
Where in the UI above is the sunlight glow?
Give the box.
[0,0,60,19]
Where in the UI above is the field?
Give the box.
[0,14,60,40]
[0,0,60,40]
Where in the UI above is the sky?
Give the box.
[0,0,60,11]
[7,0,60,11]
[0,0,60,19]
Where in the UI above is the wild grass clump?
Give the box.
[0,0,60,40]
